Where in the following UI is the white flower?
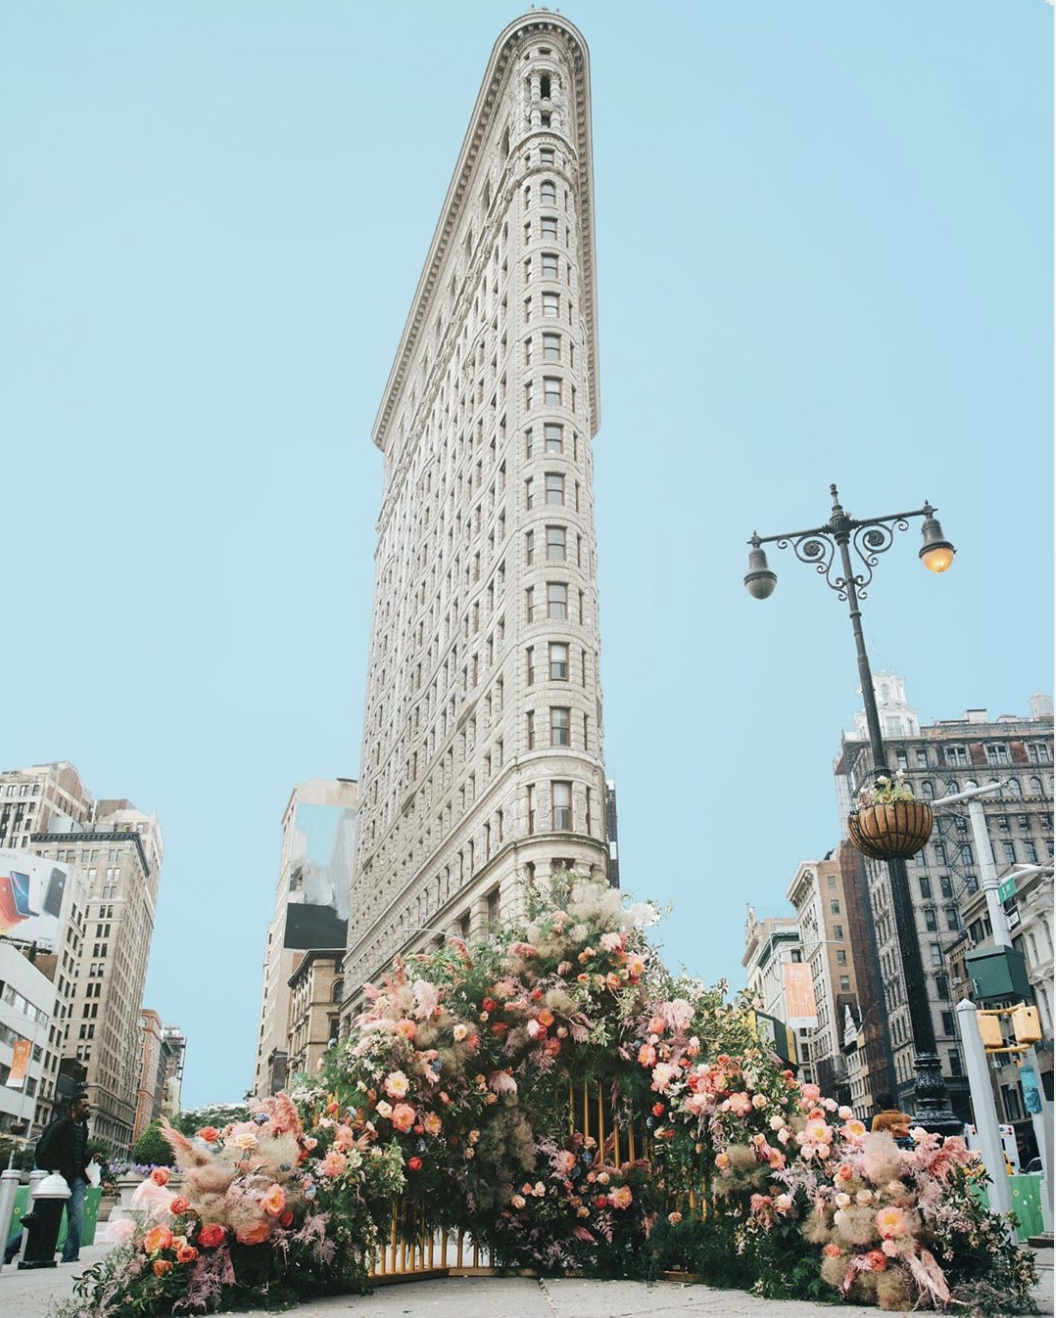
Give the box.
[625,901,660,929]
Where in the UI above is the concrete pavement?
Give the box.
[3,1242,1051,1316]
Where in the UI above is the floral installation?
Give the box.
[856,769,917,808]
[58,873,1038,1317]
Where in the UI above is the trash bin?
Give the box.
[19,1172,71,1270]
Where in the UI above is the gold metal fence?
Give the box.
[367,1080,672,1282]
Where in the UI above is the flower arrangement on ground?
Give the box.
[57,873,1038,1317]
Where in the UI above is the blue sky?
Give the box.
[1,3,1051,1107]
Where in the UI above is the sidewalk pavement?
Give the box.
[3,1242,1051,1316]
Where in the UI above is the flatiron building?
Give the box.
[343,13,608,1008]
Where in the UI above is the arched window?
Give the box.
[921,780,935,799]
[945,780,959,796]
[331,979,344,1004]
[1029,777,1043,796]
[1007,778,1023,798]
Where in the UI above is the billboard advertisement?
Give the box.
[281,801,356,951]
[0,851,70,950]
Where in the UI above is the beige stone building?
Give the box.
[2,760,165,1152]
[343,12,610,1016]
[285,949,343,1083]
[253,779,356,1097]
[834,679,1054,1120]
[786,853,862,1103]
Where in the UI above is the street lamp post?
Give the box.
[744,484,962,1135]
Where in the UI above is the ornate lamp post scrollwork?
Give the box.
[743,484,961,1136]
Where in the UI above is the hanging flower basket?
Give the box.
[848,799,933,860]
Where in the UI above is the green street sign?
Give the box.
[998,876,1018,904]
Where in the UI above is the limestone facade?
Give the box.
[343,14,609,1013]
[834,679,1054,1117]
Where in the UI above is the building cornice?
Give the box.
[371,11,600,454]
[31,829,151,877]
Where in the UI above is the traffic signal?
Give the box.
[977,1013,1004,1049]
[1011,1005,1042,1045]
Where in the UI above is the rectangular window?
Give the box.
[526,587,537,623]
[1002,841,1016,863]
[915,748,929,767]
[840,976,851,992]
[829,899,840,915]
[527,785,537,834]
[525,379,534,409]
[542,292,560,317]
[542,251,559,280]
[919,876,932,899]
[551,706,571,746]
[547,582,568,619]
[525,476,535,509]
[524,295,532,320]
[552,781,572,830]
[541,180,557,205]
[543,376,562,405]
[546,525,567,561]
[924,907,938,931]
[836,949,847,965]
[986,744,1010,766]
[526,646,535,685]
[524,426,534,459]
[526,530,536,565]
[945,906,960,931]
[549,642,569,680]
[930,942,944,967]
[545,472,565,504]
[544,422,563,453]
[542,330,560,359]
[541,215,558,240]
[526,710,537,750]
[524,336,533,365]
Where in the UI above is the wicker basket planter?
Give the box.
[848,800,934,860]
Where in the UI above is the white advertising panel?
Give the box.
[0,850,70,950]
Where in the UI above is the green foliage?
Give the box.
[130,1120,174,1168]
[172,1103,251,1136]
[0,1134,34,1171]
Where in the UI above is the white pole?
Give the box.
[962,801,1053,1232]
[0,1168,21,1275]
[956,998,1013,1225]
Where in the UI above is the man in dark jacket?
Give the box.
[44,1092,93,1263]
[3,1093,94,1265]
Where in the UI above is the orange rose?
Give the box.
[176,1244,198,1264]
[143,1225,174,1255]
[261,1184,286,1217]
[150,1167,171,1187]
[196,1223,226,1249]
[169,1196,191,1216]
[153,1259,173,1278]
[196,1126,220,1143]
[390,1103,416,1133]
[236,1220,271,1246]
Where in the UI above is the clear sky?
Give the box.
[1,3,1051,1107]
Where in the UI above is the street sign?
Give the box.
[998,876,1017,903]
[1020,1064,1043,1115]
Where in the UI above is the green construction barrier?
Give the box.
[8,1184,101,1249]
[973,1173,1045,1242]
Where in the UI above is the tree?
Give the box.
[130,1120,174,1167]
[173,1103,250,1137]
